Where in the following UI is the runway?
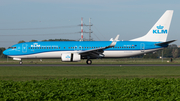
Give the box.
[1,64,180,66]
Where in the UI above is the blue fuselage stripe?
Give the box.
[4,41,164,56]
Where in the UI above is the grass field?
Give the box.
[0,58,180,64]
[1,58,180,100]
[0,66,180,81]
[1,58,180,80]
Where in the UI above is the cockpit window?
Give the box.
[8,47,16,49]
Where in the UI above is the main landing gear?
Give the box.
[86,59,92,65]
[19,61,23,65]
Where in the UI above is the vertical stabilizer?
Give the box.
[130,10,173,42]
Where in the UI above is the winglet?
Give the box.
[109,35,119,47]
[114,35,119,41]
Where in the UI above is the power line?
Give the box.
[0,32,79,36]
[93,33,101,41]
[93,25,107,40]
[0,25,78,30]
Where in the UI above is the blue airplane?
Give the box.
[3,10,175,65]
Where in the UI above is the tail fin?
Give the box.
[130,10,173,42]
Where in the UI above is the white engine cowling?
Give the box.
[61,53,81,62]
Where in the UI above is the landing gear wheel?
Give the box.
[86,59,92,65]
[19,61,23,65]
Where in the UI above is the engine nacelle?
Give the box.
[61,53,81,62]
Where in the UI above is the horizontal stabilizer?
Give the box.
[155,40,176,46]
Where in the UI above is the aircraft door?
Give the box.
[79,46,82,51]
[22,44,27,53]
[140,43,145,52]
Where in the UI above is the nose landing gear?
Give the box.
[19,61,23,65]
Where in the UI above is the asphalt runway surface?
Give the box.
[1,64,180,66]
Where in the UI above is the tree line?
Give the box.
[142,44,179,59]
[0,47,7,58]
[18,39,76,43]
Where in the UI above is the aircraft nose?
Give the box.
[3,50,8,55]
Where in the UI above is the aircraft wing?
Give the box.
[78,35,119,58]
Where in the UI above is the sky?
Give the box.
[0,0,180,48]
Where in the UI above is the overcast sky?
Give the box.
[0,0,180,48]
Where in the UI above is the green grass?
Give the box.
[1,59,180,100]
[1,66,180,80]
[0,58,180,64]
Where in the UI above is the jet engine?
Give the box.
[61,53,81,62]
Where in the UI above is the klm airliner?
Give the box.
[3,10,175,65]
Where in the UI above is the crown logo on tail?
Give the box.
[156,25,164,29]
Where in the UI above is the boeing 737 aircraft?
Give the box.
[3,10,175,65]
